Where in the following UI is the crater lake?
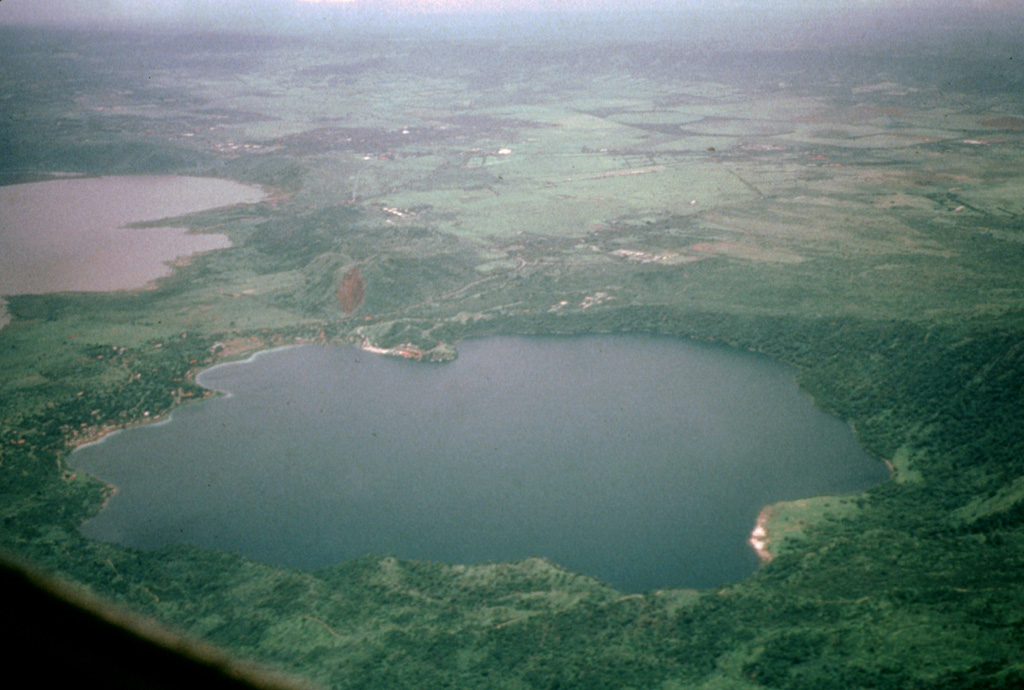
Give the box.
[71,335,889,592]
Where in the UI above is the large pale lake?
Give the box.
[0,175,265,297]
[72,335,889,591]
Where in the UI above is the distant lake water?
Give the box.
[0,175,265,297]
[72,336,888,591]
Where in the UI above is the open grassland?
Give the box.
[2,25,1024,689]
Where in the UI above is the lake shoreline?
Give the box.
[63,327,892,591]
[0,175,269,299]
[72,334,888,592]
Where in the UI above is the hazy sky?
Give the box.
[0,0,1020,39]
[4,0,675,25]
[0,0,1016,25]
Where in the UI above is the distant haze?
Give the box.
[1,1,1019,32]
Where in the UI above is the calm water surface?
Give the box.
[73,336,888,591]
[0,175,265,296]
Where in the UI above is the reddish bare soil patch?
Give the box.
[338,265,365,315]
[980,116,1024,130]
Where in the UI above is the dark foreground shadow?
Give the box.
[1,554,309,690]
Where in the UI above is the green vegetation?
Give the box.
[2,22,1024,689]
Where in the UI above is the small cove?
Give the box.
[72,335,889,592]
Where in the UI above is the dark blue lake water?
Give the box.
[72,335,888,591]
